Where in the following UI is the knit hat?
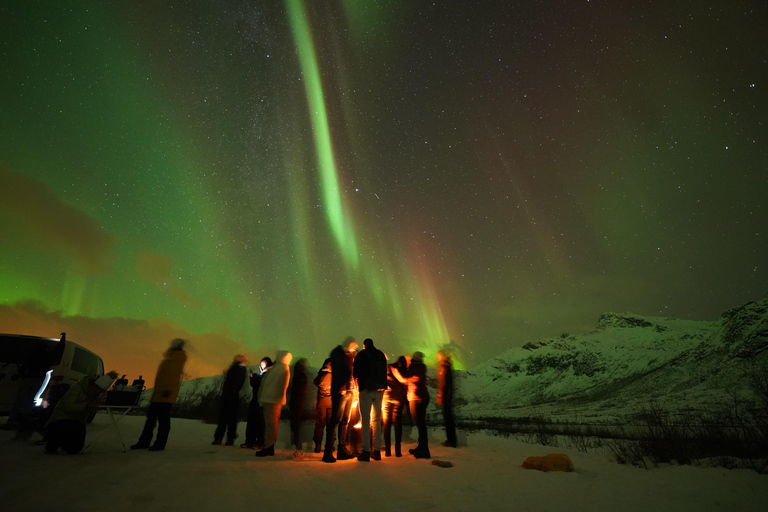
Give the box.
[95,374,115,390]
[412,351,424,362]
[170,338,186,350]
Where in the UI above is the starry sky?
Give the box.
[1,1,766,382]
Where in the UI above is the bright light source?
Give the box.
[34,370,53,407]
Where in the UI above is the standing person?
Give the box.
[44,372,117,454]
[212,355,248,446]
[382,356,408,457]
[312,358,332,453]
[131,338,188,451]
[437,349,457,448]
[322,336,358,463]
[7,333,67,431]
[256,350,292,457]
[241,357,273,450]
[353,338,388,461]
[289,358,309,458]
[407,351,431,459]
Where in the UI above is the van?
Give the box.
[0,333,105,415]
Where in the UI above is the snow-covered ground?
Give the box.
[2,413,766,512]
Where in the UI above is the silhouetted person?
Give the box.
[353,338,388,461]
[322,336,358,463]
[289,358,309,458]
[44,372,117,454]
[8,333,66,430]
[382,356,407,457]
[213,355,247,446]
[437,349,457,448]
[312,358,332,453]
[131,338,187,451]
[242,357,272,449]
[406,351,430,458]
[256,350,292,457]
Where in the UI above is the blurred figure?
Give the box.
[289,358,309,458]
[353,338,388,461]
[241,357,273,450]
[322,336,358,463]
[36,375,71,434]
[382,356,408,457]
[212,355,248,446]
[131,338,187,451]
[437,349,457,448]
[256,350,292,457]
[44,371,117,454]
[406,351,431,459]
[312,358,332,453]
[7,333,66,431]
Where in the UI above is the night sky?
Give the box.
[1,1,766,381]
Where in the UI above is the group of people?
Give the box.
[200,336,457,462]
[37,335,457,461]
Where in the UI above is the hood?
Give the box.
[276,350,293,365]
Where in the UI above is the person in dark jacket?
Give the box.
[131,338,187,451]
[241,357,273,449]
[289,358,309,458]
[437,349,457,448]
[212,355,248,446]
[382,356,407,457]
[322,336,358,463]
[8,333,67,431]
[406,351,430,458]
[353,338,388,461]
[312,358,332,453]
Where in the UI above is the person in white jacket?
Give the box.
[256,350,292,457]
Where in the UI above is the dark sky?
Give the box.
[1,1,765,379]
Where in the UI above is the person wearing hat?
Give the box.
[44,371,118,454]
[131,338,188,451]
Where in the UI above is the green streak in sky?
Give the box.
[286,0,359,268]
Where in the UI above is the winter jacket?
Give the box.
[384,363,407,403]
[259,351,292,406]
[289,360,308,412]
[222,362,248,398]
[406,360,430,404]
[151,348,187,404]
[313,359,332,399]
[329,345,356,395]
[353,346,388,392]
[436,358,453,405]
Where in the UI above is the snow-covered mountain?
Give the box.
[458,296,768,422]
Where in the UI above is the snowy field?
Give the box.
[1,413,767,512]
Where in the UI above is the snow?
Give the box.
[2,414,767,512]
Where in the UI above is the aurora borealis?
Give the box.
[1,1,766,382]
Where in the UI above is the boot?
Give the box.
[148,444,165,452]
[225,438,235,446]
[322,449,336,463]
[384,444,391,457]
[336,447,353,460]
[130,443,149,450]
[314,444,322,454]
[255,444,275,457]
[371,450,381,461]
[357,450,370,462]
[413,447,431,459]
[211,438,222,446]
[395,444,402,457]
